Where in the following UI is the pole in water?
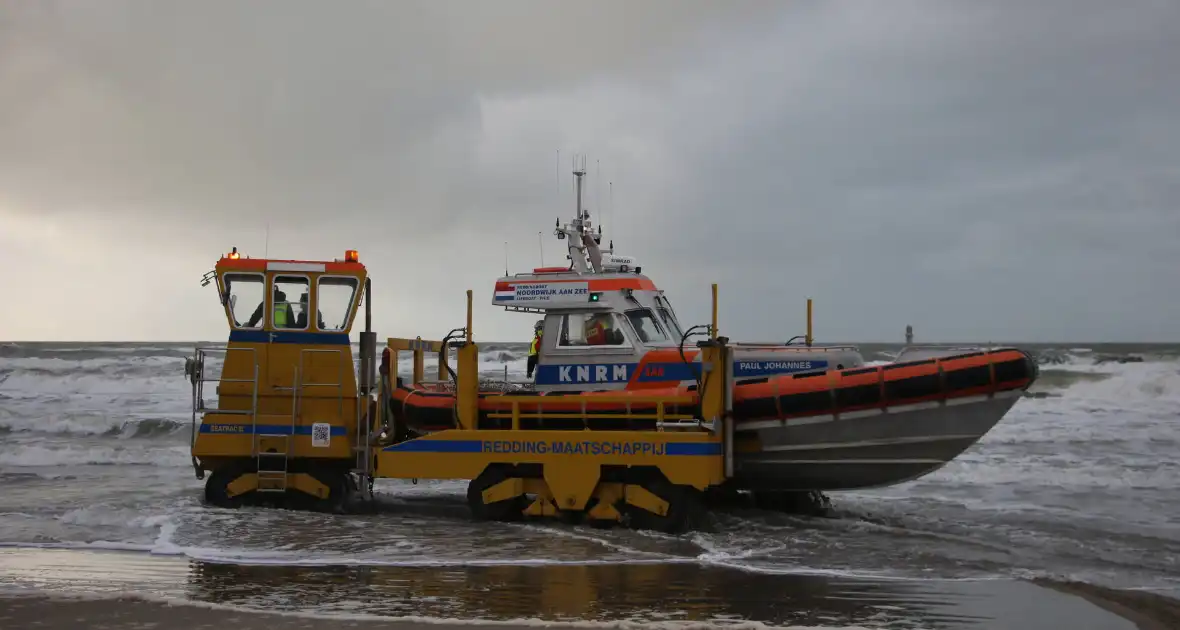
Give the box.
[905,325,914,346]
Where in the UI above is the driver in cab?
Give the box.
[246,286,295,329]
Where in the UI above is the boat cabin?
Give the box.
[493,159,866,393]
[493,261,691,391]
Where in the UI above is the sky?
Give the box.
[2,0,1179,343]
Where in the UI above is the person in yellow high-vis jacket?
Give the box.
[526,320,543,379]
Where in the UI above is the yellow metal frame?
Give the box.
[485,394,698,431]
[372,284,732,527]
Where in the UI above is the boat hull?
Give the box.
[385,347,1037,492]
[731,390,1021,491]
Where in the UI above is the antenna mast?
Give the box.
[557,153,604,275]
[596,159,602,239]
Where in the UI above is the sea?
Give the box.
[0,341,1177,629]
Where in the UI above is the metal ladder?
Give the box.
[253,365,296,493]
[251,348,350,495]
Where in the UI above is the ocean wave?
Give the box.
[0,416,187,440]
[0,444,189,468]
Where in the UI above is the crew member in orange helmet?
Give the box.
[585,314,611,345]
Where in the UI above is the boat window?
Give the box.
[624,309,669,343]
[656,307,682,339]
[272,275,310,330]
[558,313,630,348]
[223,273,265,329]
[316,276,359,332]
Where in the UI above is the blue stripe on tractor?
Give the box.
[199,423,348,436]
[665,442,723,456]
[381,438,721,456]
[382,440,485,453]
[228,330,351,345]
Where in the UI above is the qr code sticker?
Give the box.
[312,422,331,448]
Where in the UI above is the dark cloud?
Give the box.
[616,0,1180,342]
[0,0,780,229]
[1,0,1178,341]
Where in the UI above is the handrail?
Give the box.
[298,348,347,418]
[189,345,259,479]
[728,343,859,351]
[487,394,696,405]
[386,336,452,386]
[484,397,697,431]
[387,337,446,352]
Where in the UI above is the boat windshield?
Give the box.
[624,309,669,343]
[656,307,682,339]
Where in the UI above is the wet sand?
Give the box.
[1032,579,1180,630]
[3,580,1178,630]
[0,583,1175,630]
[1,547,1177,629]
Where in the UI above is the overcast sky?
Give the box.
[2,0,1178,343]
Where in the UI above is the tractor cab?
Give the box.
[207,247,367,392]
[187,247,377,494]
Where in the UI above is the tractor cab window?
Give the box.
[316,276,359,332]
[624,309,669,343]
[271,276,309,330]
[223,273,265,329]
[558,313,630,348]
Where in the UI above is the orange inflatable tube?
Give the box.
[386,348,1038,433]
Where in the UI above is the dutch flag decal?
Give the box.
[494,285,515,301]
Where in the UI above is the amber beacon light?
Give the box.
[345,249,359,263]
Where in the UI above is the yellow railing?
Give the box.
[484,394,698,430]
[386,337,449,385]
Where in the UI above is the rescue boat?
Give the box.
[381,160,1038,495]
